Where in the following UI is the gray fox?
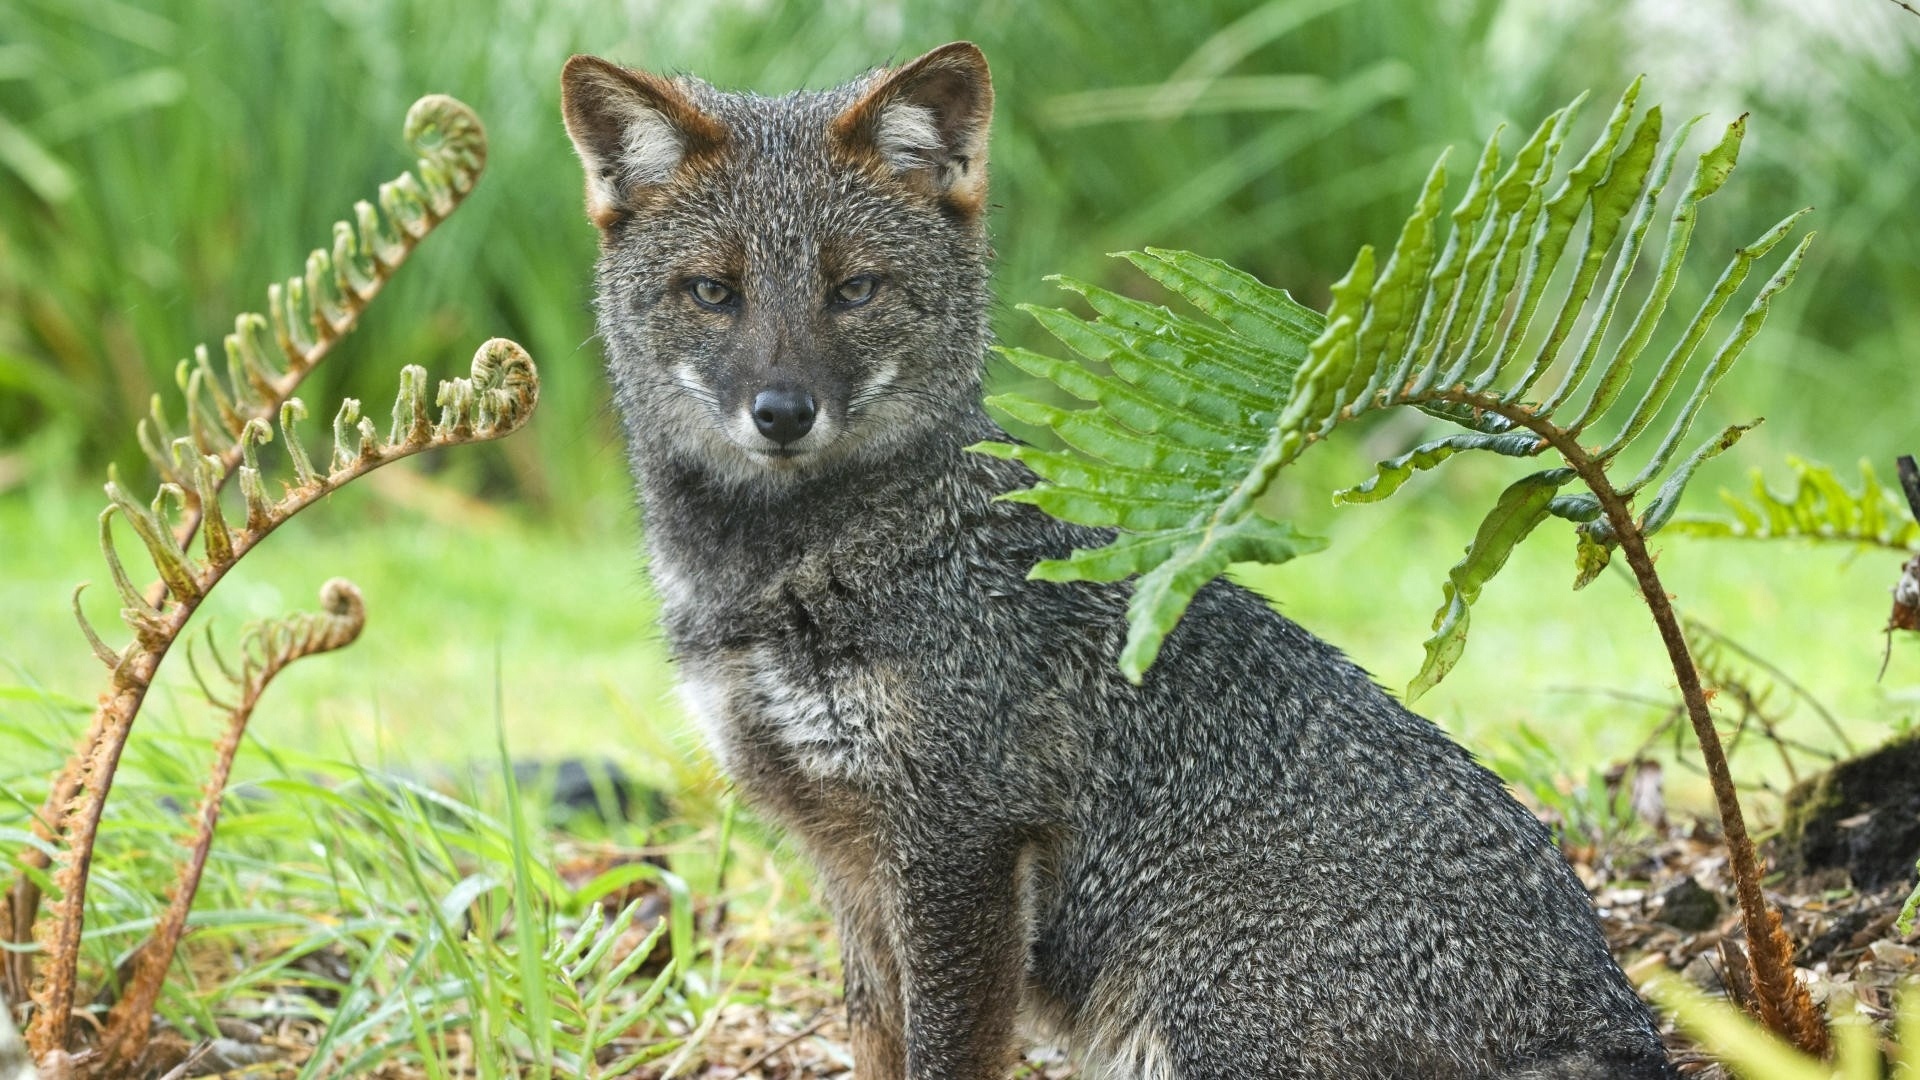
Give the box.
[560,42,1674,1080]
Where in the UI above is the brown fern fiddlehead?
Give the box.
[97,580,367,1067]
[137,93,486,554]
[29,340,536,1068]
[1,95,537,1072]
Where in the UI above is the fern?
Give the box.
[37,345,537,1068]
[1669,457,1920,551]
[972,249,1331,670]
[980,79,1812,693]
[981,82,1832,1052]
[5,95,538,1069]
[134,93,487,545]
[101,581,368,1065]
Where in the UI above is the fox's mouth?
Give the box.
[740,441,823,469]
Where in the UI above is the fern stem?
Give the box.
[1599,479,1829,1056]
[99,583,365,1068]
[1432,385,1830,1057]
[3,760,79,1006]
[18,341,535,1059]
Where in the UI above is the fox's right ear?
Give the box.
[560,55,725,228]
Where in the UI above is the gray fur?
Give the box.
[561,43,1674,1080]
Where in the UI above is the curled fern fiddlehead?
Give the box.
[101,581,367,1066]
[5,95,533,1072]
[133,94,487,553]
[31,340,536,1066]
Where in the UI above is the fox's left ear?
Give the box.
[831,42,993,213]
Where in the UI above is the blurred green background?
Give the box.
[3,0,1918,803]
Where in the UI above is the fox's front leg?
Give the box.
[893,834,1027,1080]
[836,891,906,1079]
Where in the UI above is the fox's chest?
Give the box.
[648,541,925,791]
[674,640,910,791]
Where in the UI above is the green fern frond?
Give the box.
[1668,457,1920,551]
[979,80,1811,688]
[972,252,1331,678]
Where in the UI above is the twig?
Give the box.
[1686,617,1852,754]
[732,1011,832,1077]
[153,1041,211,1080]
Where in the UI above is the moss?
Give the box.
[1777,727,1920,889]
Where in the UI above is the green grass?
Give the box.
[0,682,834,1075]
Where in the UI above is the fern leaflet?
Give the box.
[1669,457,1920,551]
[979,80,1812,689]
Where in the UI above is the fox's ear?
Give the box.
[560,55,725,228]
[831,42,993,213]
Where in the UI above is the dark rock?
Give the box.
[368,758,667,830]
[511,758,667,827]
[291,945,353,1007]
[1776,728,1920,891]
[1655,876,1722,932]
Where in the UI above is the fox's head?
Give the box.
[560,43,994,487]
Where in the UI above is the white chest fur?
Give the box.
[674,645,877,780]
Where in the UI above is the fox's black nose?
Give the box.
[751,388,816,445]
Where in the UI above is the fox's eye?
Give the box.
[833,275,879,307]
[688,278,735,309]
